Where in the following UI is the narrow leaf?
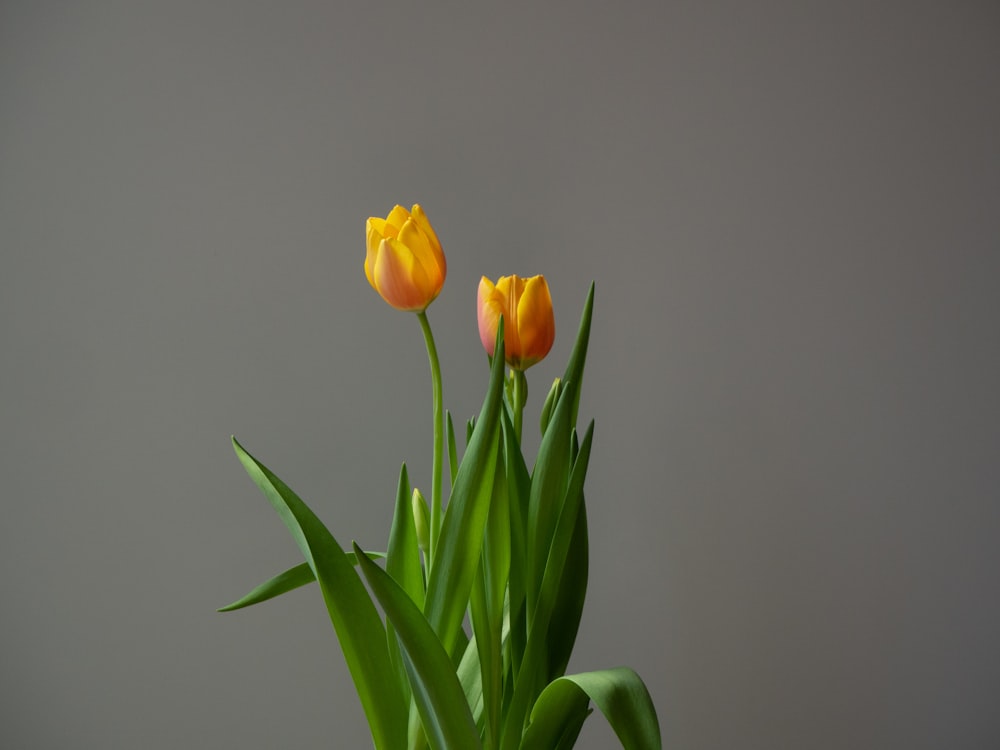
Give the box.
[231,438,406,749]
[545,503,589,680]
[557,282,594,433]
[500,404,531,679]
[526,377,577,624]
[217,551,385,612]
[386,464,422,709]
[386,464,424,608]
[501,422,595,750]
[355,543,482,750]
[446,410,459,489]
[423,324,506,658]
[218,562,315,612]
[470,456,510,747]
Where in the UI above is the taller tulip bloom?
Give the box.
[365,204,446,312]
[478,274,555,370]
[365,203,448,570]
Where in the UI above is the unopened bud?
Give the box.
[411,488,430,553]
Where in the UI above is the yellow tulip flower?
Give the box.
[478,274,555,370]
[365,204,446,312]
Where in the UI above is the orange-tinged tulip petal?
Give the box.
[478,276,501,356]
[477,274,554,370]
[515,276,555,368]
[411,204,442,258]
[365,204,446,312]
[374,237,435,312]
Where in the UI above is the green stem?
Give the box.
[416,311,444,572]
[511,368,527,444]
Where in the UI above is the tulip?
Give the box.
[365,204,446,312]
[478,274,555,370]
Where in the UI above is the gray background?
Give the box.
[2,2,999,748]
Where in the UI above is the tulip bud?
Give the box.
[411,487,430,553]
[477,274,555,370]
[365,204,446,312]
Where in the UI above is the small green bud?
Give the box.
[411,488,430,553]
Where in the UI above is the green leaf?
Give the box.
[500,404,531,679]
[386,464,424,608]
[218,562,315,612]
[446,410,459,489]
[354,543,482,750]
[469,453,510,747]
[456,631,484,724]
[545,502,588,680]
[501,422,595,750]
[525,375,577,624]
[217,551,386,612]
[538,378,562,436]
[521,668,661,750]
[557,282,594,433]
[423,323,506,658]
[386,464,423,709]
[231,438,406,750]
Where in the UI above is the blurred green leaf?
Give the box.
[355,543,482,750]
[521,668,661,750]
[231,438,406,749]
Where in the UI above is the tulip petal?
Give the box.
[411,204,446,273]
[516,276,555,368]
[385,205,411,233]
[398,218,435,269]
[374,237,435,311]
[478,277,501,356]
[367,217,388,254]
[365,219,386,289]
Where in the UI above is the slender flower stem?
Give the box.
[511,368,527,444]
[416,310,444,572]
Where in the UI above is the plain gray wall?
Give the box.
[2,1,999,748]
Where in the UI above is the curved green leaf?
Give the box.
[354,543,482,750]
[232,438,406,749]
[217,550,386,612]
[521,668,661,750]
[218,562,315,612]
